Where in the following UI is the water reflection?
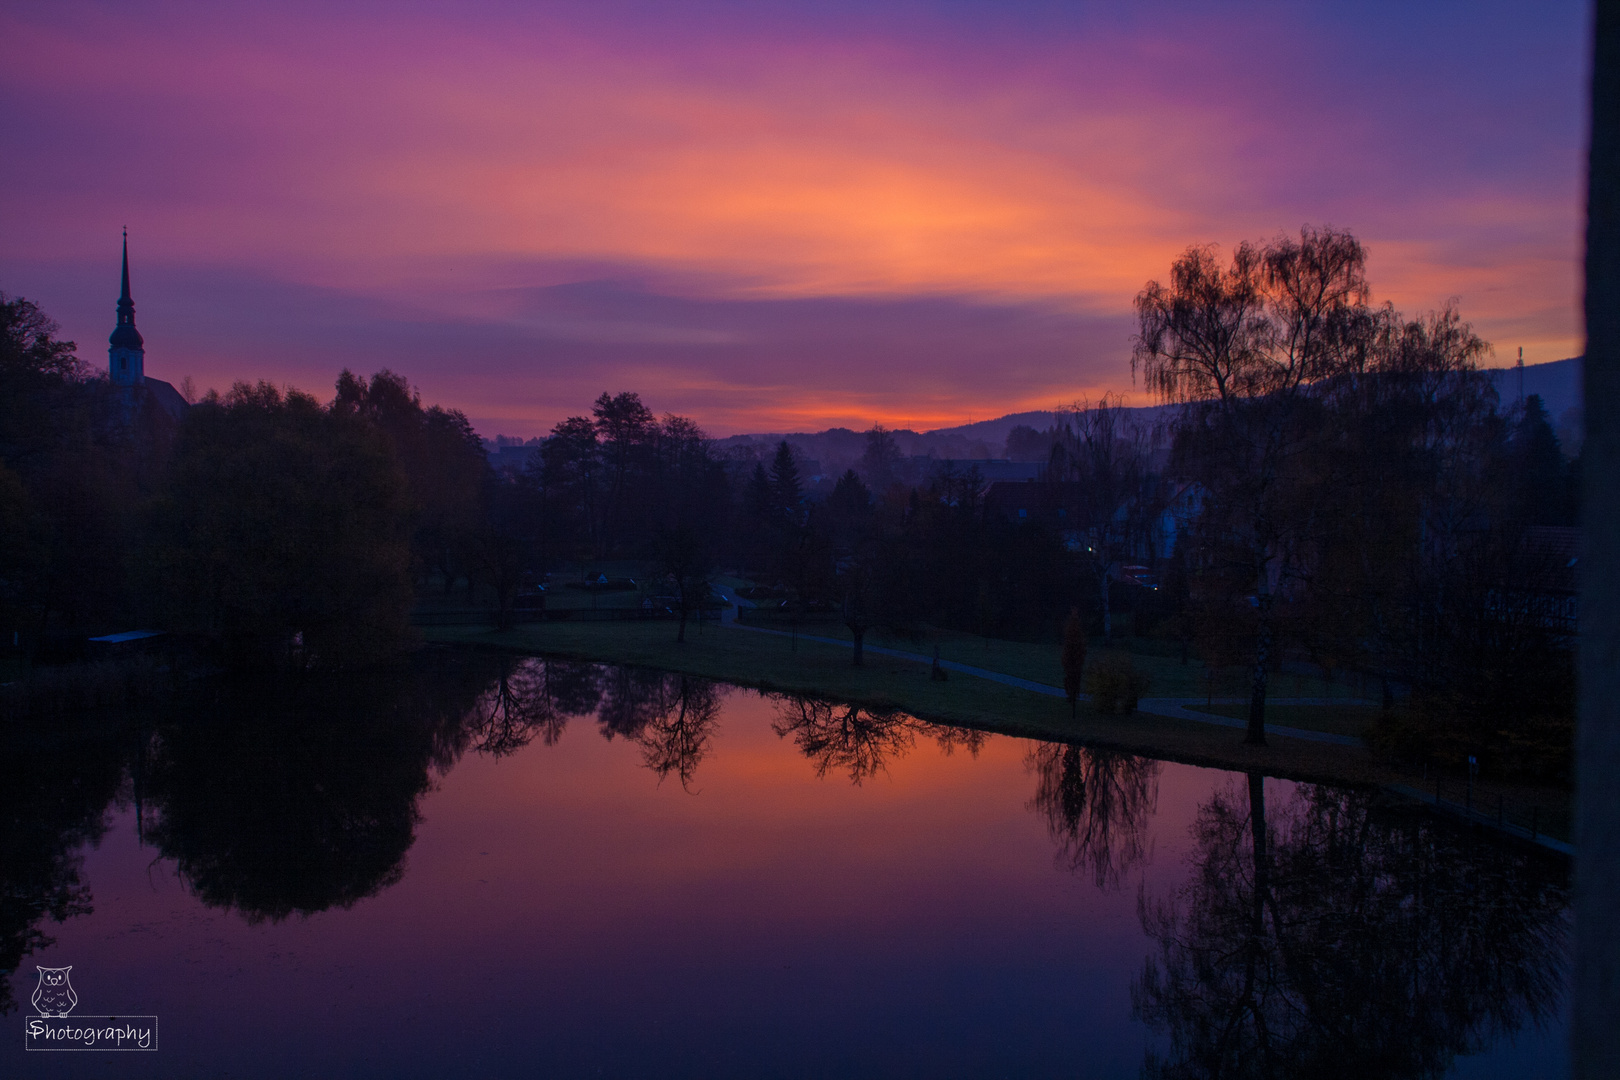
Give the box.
[632,674,724,789]
[467,656,600,756]
[0,718,129,1013]
[1025,743,1160,889]
[141,659,485,923]
[768,695,986,785]
[596,665,675,740]
[0,652,1573,1078]
[1133,776,1568,1079]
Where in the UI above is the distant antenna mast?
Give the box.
[1517,347,1525,402]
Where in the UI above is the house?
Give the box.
[1143,482,1205,560]
[1519,525,1579,635]
[983,481,1085,527]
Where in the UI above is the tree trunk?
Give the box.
[1248,771,1268,910]
[677,608,687,643]
[851,626,865,666]
[1247,592,1271,745]
[1247,771,1270,977]
[1101,568,1112,641]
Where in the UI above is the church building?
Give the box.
[110,232,187,421]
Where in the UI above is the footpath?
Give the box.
[718,601,1570,858]
[723,619,1364,747]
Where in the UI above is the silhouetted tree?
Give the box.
[1050,395,1155,640]
[652,414,728,642]
[769,440,803,525]
[0,295,149,646]
[859,425,903,494]
[1004,423,1056,462]
[1512,394,1575,526]
[539,414,602,561]
[470,469,541,630]
[1060,608,1086,717]
[742,460,775,570]
[332,369,487,595]
[593,391,657,551]
[150,382,414,669]
[1136,228,1396,743]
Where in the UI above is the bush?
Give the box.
[1086,655,1150,715]
[1367,697,1573,787]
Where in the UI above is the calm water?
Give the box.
[3,652,1570,1078]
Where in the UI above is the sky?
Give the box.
[0,0,1591,437]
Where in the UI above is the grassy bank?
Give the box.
[1187,702,1383,739]
[423,617,1571,842]
[733,613,1366,701]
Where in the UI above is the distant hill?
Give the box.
[1486,356,1581,421]
[719,357,1584,471]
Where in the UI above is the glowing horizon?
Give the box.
[0,1,1587,437]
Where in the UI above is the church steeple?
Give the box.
[109,230,144,385]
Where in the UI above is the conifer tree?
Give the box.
[1062,607,1087,719]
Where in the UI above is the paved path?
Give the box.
[718,609,1365,746]
[714,596,1571,854]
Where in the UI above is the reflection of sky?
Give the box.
[0,1,1587,436]
[2,690,1564,1077]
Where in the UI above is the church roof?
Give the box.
[143,378,189,421]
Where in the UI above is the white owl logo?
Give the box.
[31,966,78,1017]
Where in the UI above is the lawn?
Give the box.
[734,613,1366,701]
[1187,703,1383,739]
[422,615,1572,845]
[429,618,1403,791]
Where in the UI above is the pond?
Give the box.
[2,651,1570,1078]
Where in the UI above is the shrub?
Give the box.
[1086,655,1150,715]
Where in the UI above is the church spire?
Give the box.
[115,229,138,333]
[109,230,145,384]
[120,229,132,304]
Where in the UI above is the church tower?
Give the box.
[109,231,145,387]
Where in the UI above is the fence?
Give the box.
[411,605,721,627]
[1412,767,1573,854]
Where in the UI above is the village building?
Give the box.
[109,231,187,422]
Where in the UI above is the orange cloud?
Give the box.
[0,3,1585,436]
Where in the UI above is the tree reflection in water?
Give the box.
[595,665,677,741]
[143,659,486,923]
[466,656,603,756]
[1133,777,1569,1079]
[769,695,984,784]
[0,718,130,1013]
[1025,743,1160,890]
[476,660,726,788]
[631,675,724,790]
